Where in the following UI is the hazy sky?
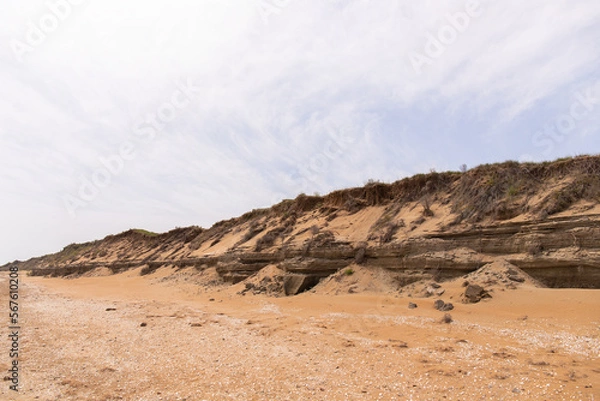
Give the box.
[1,0,599,263]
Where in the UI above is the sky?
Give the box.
[1,0,599,264]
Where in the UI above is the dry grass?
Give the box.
[255,227,288,252]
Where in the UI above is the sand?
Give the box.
[0,269,599,401]
[311,264,403,295]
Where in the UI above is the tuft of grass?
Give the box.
[506,183,521,198]
[343,268,355,276]
[132,229,159,237]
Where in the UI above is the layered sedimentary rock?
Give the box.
[6,155,600,289]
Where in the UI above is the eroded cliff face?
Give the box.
[9,155,600,290]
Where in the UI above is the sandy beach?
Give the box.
[1,267,598,401]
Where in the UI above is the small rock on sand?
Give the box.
[434,300,454,311]
[464,284,490,303]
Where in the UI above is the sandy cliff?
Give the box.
[8,155,600,290]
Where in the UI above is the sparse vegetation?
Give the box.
[450,155,600,222]
[132,229,159,237]
[303,230,336,255]
[343,197,362,214]
[255,227,288,252]
[239,208,270,223]
[365,178,381,186]
[369,204,404,244]
[421,196,434,217]
[311,231,335,247]
[57,243,94,263]
[235,222,266,247]
[538,174,600,216]
[343,268,355,276]
[380,221,403,244]
[506,183,521,198]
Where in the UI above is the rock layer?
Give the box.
[6,155,600,290]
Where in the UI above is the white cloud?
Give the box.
[0,0,599,263]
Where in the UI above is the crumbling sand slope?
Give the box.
[232,264,288,296]
[311,264,403,295]
[462,259,544,289]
